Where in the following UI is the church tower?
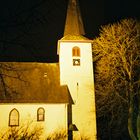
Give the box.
[57,0,97,139]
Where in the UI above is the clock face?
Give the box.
[73,59,80,66]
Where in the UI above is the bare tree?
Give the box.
[93,18,140,140]
[0,62,28,98]
[0,121,43,140]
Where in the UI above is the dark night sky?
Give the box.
[0,0,139,62]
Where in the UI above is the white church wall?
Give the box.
[59,41,95,100]
[0,103,67,139]
[59,41,97,139]
[59,42,93,80]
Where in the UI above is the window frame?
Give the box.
[72,46,81,66]
[9,108,19,127]
[37,107,45,121]
[72,46,80,57]
[73,59,80,66]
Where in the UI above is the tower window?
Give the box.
[72,47,80,57]
[37,107,45,121]
[9,108,19,127]
[73,59,80,66]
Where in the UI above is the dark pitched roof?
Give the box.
[64,0,85,36]
[61,35,89,40]
[57,35,92,55]
[0,62,73,104]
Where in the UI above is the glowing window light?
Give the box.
[72,46,80,57]
[37,107,45,121]
[9,108,19,126]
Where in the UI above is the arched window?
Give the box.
[72,46,81,66]
[9,108,19,126]
[37,107,45,121]
[72,47,80,57]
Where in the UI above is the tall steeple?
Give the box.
[58,1,97,139]
[64,0,85,36]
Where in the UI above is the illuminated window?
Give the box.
[72,47,80,57]
[37,107,45,121]
[73,59,80,66]
[9,108,19,126]
[72,47,81,66]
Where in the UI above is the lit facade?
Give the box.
[0,0,97,139]
[58,38,97,139]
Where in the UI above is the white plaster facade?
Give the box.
[0,104,67,139]
[0,40,97,140]
[0,0,97,139]
[59,40,97,139]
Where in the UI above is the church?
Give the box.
[0,0,97,139]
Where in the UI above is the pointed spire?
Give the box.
[64,0,85,36]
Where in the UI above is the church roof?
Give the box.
[0,62,73,104]
[61,34,89,40]
[57,35,92,54]
[57,0,92,54]
[64,0,85,36]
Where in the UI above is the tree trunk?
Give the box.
[128,106,137,140]
[128,90,137,140]
[137,113,140,140]
[137,91,140,140]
